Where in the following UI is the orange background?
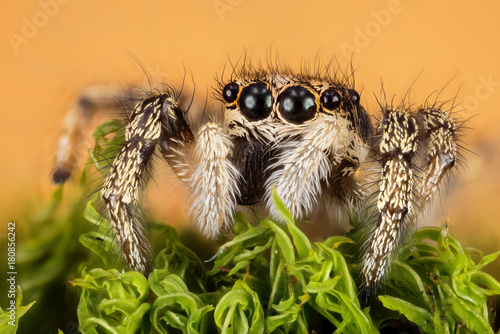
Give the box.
[1,1,500,260]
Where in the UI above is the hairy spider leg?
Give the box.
[101,96,167,274]
[52,86,137,183]
[416,108,457,206]
[362,109,419,292]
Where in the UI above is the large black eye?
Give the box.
[222,82,239,103]
[349,89,360,105]
[321,89,342,110]
[238,83,273,120]
[279,86,317,123]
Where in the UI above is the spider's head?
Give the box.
[217,73,366,141]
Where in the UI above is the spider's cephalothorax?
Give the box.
[53,64,460,291]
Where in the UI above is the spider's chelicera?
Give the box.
[53,63,460,292]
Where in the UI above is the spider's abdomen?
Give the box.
[231,137,273,206]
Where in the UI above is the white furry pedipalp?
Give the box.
[266,115,353,220]
[190,122,241,238]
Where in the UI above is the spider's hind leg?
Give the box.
[52,86,138,183]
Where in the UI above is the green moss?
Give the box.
[72,188,500,333]
[0,287,35,334]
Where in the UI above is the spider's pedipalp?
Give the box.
[190,122,241,238]
[267,115,353,220]
[362,108,419,292]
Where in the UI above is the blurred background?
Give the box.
[1,0,500,327]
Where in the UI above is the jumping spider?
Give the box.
[53,62,461,292]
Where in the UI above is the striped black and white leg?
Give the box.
[415,108,457,207]
[102,94,190,274]
[362,108,419,292]
[361,106,458,292]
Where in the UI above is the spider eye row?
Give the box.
[222,82,360,123]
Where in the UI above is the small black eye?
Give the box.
[238,83,273,120]
[222,82,239,103]
[279,86,317,123]
[349,89,360,105]
[321,89,342,110]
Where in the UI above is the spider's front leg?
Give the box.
[362,109,418,291]
[362,107,457,292]
[102,93,192,274]
[416,108,457,205]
